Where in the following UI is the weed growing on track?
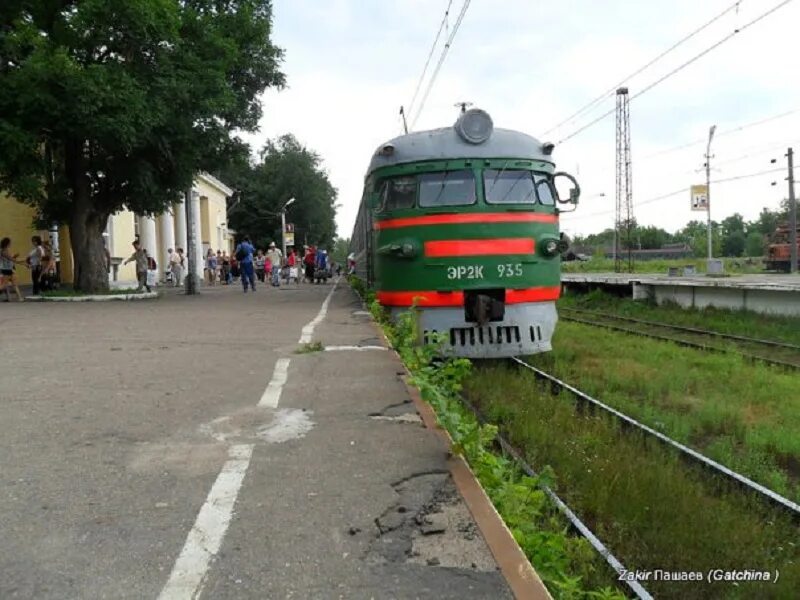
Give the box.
[559,289,800,346]
[348,276,626,599]
[466,364,800,600]
[533,319,800,502]
[295,341,324,353]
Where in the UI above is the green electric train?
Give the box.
[350,108,580,358]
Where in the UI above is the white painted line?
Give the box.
[298,279,339,344]
[258,358,291,408]
[158,443,254,600]
[324,345,387,352]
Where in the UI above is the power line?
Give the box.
[406,0,453,120]
[410,0,471,130]
[643,107,800,160]
[556,0,796,145]
[563,167,785,220]
[542,1,743,137]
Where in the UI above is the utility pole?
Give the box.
[614,87,633,273]
[705,125,717,260]
[184,186,198,295]
[789,147,797,274]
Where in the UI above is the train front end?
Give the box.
[362,109,579,358]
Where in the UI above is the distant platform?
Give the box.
[562,272,800,317]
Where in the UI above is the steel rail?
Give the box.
[559,313,800,371]
[458,395,653,600]
[560,307,800,351]
[510,357,800,517]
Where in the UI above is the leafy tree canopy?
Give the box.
[220,134,338,251]
[0,0,284,290]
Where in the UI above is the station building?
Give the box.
[0,172,234,287]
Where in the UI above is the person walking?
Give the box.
[26,236,45,296]
[169,248,183,287]
[123,240,152,293]
[286,247,298,284]
[303,245,316,283]
[40,241,57,291]
[221,251,231,284]
[235,237,256,292]
[266,242,283,287]
[206,249,218,286]
[0,237,24,302]
[254,249,266,283]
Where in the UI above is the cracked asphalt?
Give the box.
[0,282,512,599]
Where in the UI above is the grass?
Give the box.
[559,289,800,347]
[295,341,324,354]
[465,365,800,599]
[562,257,766,275]
[528,320,800,502]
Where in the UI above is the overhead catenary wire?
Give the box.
[406,0,453,120]
[410,0,472,130]
[556,0,796,146]
[563,167,786,221]
[542,0,744,137]
[643,107,800,160]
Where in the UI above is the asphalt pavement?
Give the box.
[0,280,512,599]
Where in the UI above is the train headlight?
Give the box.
[455,109,493,144]
[544,239,559,255]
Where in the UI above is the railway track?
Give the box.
[559,307,800,371]
[458,394,653,600]
[510,356,800,518]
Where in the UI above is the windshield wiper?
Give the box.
[429,171,452,206]
[497,171,530,204]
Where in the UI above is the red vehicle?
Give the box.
[765,223,800,271]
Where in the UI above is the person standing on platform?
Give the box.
[303,245,316,283]
[123,240,152,293]
[206,249,218,286]
[26,236,45,296]
[0,237,24,302]
[235,236,256,292]
[266,242,283,287]
[169,248,182,287]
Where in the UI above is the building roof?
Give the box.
[196,172,234,197]
[366,121,552,177]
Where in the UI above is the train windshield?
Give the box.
[419,170,476,207]
[484,170,554,205]
[380,176,416,211]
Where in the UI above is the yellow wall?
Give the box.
[109,210,138,281]
[0,194,48,285]
[196,177,232,253]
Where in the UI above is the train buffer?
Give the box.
[1,280,547,599]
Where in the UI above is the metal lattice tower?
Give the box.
[615,87,634,273]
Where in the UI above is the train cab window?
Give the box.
[484,169,537,204]
[419,170,476,207]
[534,174,555,205]
[378,176,417,212]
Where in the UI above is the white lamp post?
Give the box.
[281,197,295,259]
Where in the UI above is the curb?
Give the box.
[354,285,551,600]
[27,292,159,302]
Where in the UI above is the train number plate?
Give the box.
[447,265,484,280]
[497,263,523,277]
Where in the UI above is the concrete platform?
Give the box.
[563,272,800,316]
[0,280,525,599]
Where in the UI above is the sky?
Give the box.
[241,0,800,240]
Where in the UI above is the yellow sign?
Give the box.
[284,231,295,246]
[691,185,708,211]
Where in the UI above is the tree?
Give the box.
[722,230,746,257]
[721,213,745,236]
[751,207,780,237]
[331,237,350,266]
[0,1,284,291]
[745,232,765,257]
[635,225,672,249]
[222,134,337,251]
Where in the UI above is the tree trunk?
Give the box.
[69,196,110,293]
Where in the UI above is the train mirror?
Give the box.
[553,172,580,207]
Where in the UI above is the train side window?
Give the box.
[534,174,556,205]
[377,176,417,212]
[484,169,536,204]
[419,170,476,207]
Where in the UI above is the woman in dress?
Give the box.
[0,237,24,302]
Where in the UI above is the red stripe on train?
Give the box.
[373,212,557,230]
[376,286,561,307]
[424,238,535,257]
